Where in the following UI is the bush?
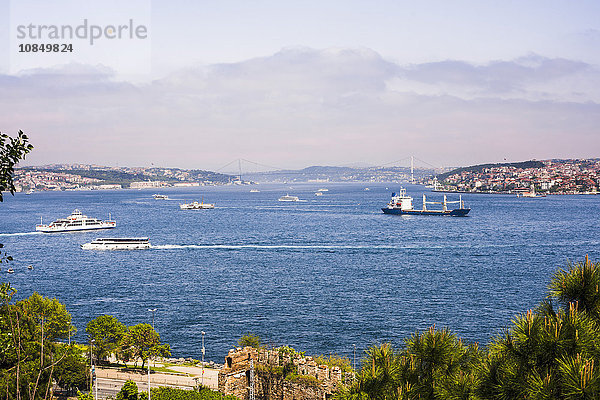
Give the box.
[150,386,239,400]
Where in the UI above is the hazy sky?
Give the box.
[1,0,599,170]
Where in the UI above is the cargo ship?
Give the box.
[382,188,470,216]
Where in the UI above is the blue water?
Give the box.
[1,183,599,363]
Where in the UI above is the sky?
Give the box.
[1,0,599,171]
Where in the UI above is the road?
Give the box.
[90,366,220,399]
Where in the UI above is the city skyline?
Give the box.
[1,0,599,170]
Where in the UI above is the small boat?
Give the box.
[180,201,215,210]
[520,185,546,198]
[364,188,370,191]
[317,188,329,192]
[250,189,260,193]
[81,238,151,250]
[27,265,33,270]
[26,189,35,195]
[153,194,169,200]
[36,209,116,233]
[278,194,299,202]
[315,192,323,196]
[7,268,14,273]
[382,188,470,216]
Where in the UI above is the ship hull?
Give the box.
[81,242,150,250]
[382,208,470,217]
[36,223,116,233]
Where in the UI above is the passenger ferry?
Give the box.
[180,200,215,210]
[153,194,169,200]
[81,237,151,250]
[278,194,300,202]
[382,188,470,216]
[36,209,116,233]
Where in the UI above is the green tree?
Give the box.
[0,283,87,400]
[0,131,33,265]
[19,291,76,342]
[549,255,600,321]
[54,345,90,395]
[116,380,139,400]
[86,314,126,364]
[476,256,600,399]
[0,130,33,201]
[150,386,239,400]
[238,333,262,348]
[350,342,403,400]
[120,323,171,369]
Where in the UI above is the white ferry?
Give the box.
[36,209,116,233]
[81,237,150,250]
[180,201,215,210]
[153,194,169,200]
[278,194,299,202]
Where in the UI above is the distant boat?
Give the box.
[520,185,546,198]
[250,189,260,193]
[382,188,470,217]
[36,209,116,233]
[153,194,169,200]
[7,268,14,274]
[317,188,328,192]
[315,192,323,196]
[278,194,299,202]
[26,189,35,195]
[180,200,215,210]
[81,237,151,250]
[364,188,370,191]
[27,265,33,270]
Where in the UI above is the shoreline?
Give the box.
[432,189,598,196]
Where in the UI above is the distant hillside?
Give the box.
[438,160,545,181]
[21,166,233,187]
[245,165,436,183]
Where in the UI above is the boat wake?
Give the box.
[152,244,401,250]
[0,231,42,237]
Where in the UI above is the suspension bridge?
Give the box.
[214,156,448,183]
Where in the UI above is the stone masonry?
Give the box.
[218,347,345,400]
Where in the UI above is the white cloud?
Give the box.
[1,48,599,169]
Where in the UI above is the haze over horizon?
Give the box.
[1,0,599,170]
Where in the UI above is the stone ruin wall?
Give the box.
[218,347,346,400]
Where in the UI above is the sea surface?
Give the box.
[1,183,599,362]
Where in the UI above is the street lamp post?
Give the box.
[201,331,206,387]
[147,308,157,400]
[353,344,356,382]
[148,358,151,400]
[90,339,97,400]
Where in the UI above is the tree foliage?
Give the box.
[18,291,76,341]
[1,131,33,265]
[338,256,600,400]
[120,323,171,369]
[0,130,33,202]
[238,333,263,349]
[117,380,140,400]
[150,386,239,400]
[86,314,126,363]
[0,283,88,400]
[53,346,90,395]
